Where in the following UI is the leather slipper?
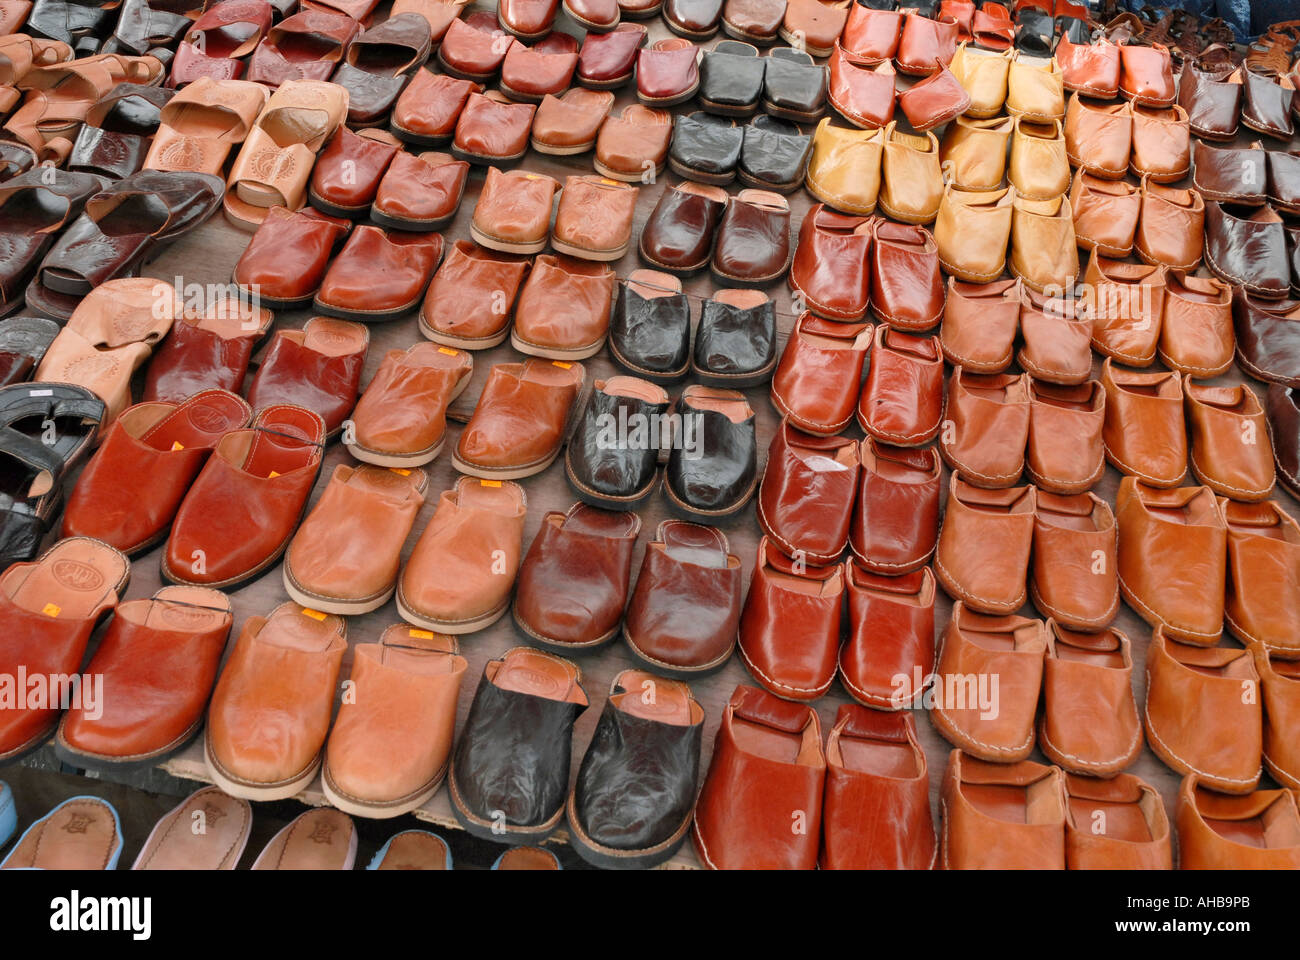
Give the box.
[0,316,60,386]
[0,796,123,868]
[332,12,432,127]
[168,0,274,88]
[222,77,349,230]
[143,295,272,402]
[144,76,269,175]
[61,388,254,554]
[312,225,444,322]
[54,586,235,770]
[68,81,175,180]
[246,317,368,436]
[0,535,130,762]
[35,277,178,424]
[132,786,250,869]
[0,166,107,317]
[246,8,360,87]
[26,169,225,310]
[370,150,469,232]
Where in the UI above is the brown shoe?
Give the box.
[1223,498,1300,658]
[770,313,873,436]
[346,342,473,468]
[940,750,1065,870]
[940,368,1029,489]
[1101,359,1187,487]
[453,358,584,479]
[1064,93,1132,180]
[1040,622,1141,777]
[451,91,536,164]
[840,562,935,710]
[593,103,671,180]
[512,254,616,361]
[1158,271,1233,377]
[1129,103,1190,184]
[283,465,426,616]
[855,325,944,447]
[1064,773,1171,869]
[321,626,467,818]
[1135,179,1203,270]
[470,166,560,254]
[1009,193,1077,294]
[940,277,1019,374]
[419,240,531,350]
[1085,253,1167,367]
[1070,173,1140,258]
[1030,491,1119,631]
[1176,774,1300,869]
[531,88,615,154]
[1144,626,1260,793]
[935,476,1035,615]
[931,603,1045,762]
[551,174,638,261]
[205,603,347,800]
[1256,645,1300,789]
[1027,379,1105,494]
[623,520,742,677]
[513,502,640,652]
[398,478,527,634]
[878,122,941,225]
[1018,285,1093,384]
[849,439,941,575]
[1185,381,1275,501]
[1117,478,1226,645]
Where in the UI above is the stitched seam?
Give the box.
[938,253,1004,284]
[932,696,1035,756]
[755,494,843,565]
[1119,572,1221,641]
[1092,337,1157,366]
[1039,712,1139,771]
[737,639,832,697]
[1143,668,1260,786]
[1204,242,1286,297]
[1156,348,1230,378]
[1188,448,1274,499]
[1102,441,1187,486]
[1028,578,1119,626]
[933,551,1027,611]
[1026,454,1105,491]
[941,445,1024,485]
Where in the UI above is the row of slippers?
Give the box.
[0,782,559,869]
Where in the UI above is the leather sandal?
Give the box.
[168,0,274,88]
[67,81,174,180]
[246,8,360,87]
[332,13,433,127]
[144,76,267,175]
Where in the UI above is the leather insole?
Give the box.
[489,646,587,705]
[495,846,559,869]
[117,584,231,633]
[253,808,355,869]
[374,623,461,675]
[560,501,639,539]
[298,316,368,358]
[732,715,801,763]
[455,475,525,515]
[627,268,681,300]
[10,536,126,619]
[963,783,1029,824]
[1205,816,1267,849]
[373,831,450,869]
[660,519,729,568]
[259,600,346,652]
[1,797,120,869]
[839,736,920,779]
[133,786,250,870]
[242,405,324,477]
[136,390,251,452]
[611,669,697,726]
[0,187,71,233]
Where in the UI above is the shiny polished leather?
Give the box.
[699,39,763,114]
[804,119,882,216]
[1005,52,1063,121]
[452,91,535,161]
[232,206,350,306]
[610,273,690,379]
[163,406,325,588]
[669,111,742,180]
[1129,103,1189,183]
[856,326,943,446]
[938,114,1011,191]
[934,185,1012,284]
[1242,66,1294,140]
[514,503,640,649]
[1009,116,1068,201]
[1070,173,1139,258]
[1085,254,1166,367]
[1178,63,1241,141]
[821,706,935,869]
[1269,383,1300,499]
[372,150,470,228]
[455,358,583,475]
[665,386,756,517]
[721,0,783,43]
[636,37,698,103]
[693,289,777,384]
[1235,293,1300,385]
[738,114,810,190]
[898,61,969,131]
[205,607,346,791]
[571,670,702,858]
[1010,193,1076,293]
[472,167,559,250]
[1192,140,1267,205]
[639,181,726,275]
[771,313,873,435]
[1063,93,1131,179]
[1145,627,1260,794]
[552,175,637,258]
[1135,180,1202,270]
[421,240,530,347]
[392,70,481,144]
[450,648,588,834]
[623,521,742,674]
[878,123,941,224]
[870,220,944,329]
[309,127,399,216]
[499,31,578,101]
[896,11,958,75]
[692,684,823,869]
[840,3,902,62]
[710,188,790,285]
[1158,272,1233,377]
[1256,648,1300,788]
[762,46,827,119]
[349,342,472,462]
[1118,40,1174,107]
[940,750,1065,870]
[246,320,366,437]
[438,13,513,79]
[513,254,615,357]
[841,563,935,711]
[756,420,857,564]
[1116,478,1226,646]
[1041,625,1140,777]
[1030,491,1119,630]
[59,590,232,763]
[577,23,646,86]
[932,603,1045,762]
[314,227,443,320]
[940,368,1029,488]
[850,439,940,574]
[566,377,669,504]
[663,0,723,35]
[828,45,896,129]
[934,478,1036,615]
[738,539,843,701]
[788,205,874,321]
[1057,32,1119,98]
[1204,202,1291,300]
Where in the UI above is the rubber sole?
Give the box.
[320,759,444,820]
[53,715,203,774]
[447,766,564,844]
[512,605,621,656]
[470,223,546,255]
[510,330,605,360]
[395,588,511,636]
[564,793,691,870]
[204,732,319,802]
[452,446,560,480]
[282,567,394,617]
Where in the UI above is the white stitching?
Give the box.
[1143,667,1261,787]
[1118,573,1222,642]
